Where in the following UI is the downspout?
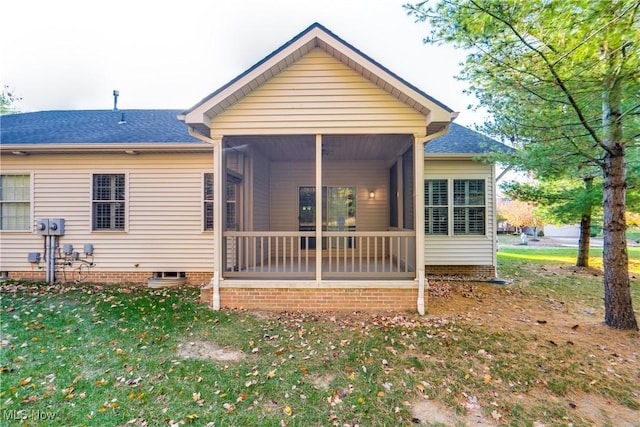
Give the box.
[416,126,451,315]
[188,127,221,310]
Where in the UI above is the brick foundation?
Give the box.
[425,264,496,278]
[4,271,211,286]
[201,287,419,312]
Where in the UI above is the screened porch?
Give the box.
[217,134,419,281]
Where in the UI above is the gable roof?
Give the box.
[1,110,510,157]
[180,22,457,135]
[425,123,513,156]
[1,110,202,145]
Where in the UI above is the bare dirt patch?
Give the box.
[425,277,640,426]
[311,373,335,391]
[177,340,245,362]
[409,398,498,426]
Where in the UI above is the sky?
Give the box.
[2,0,485,127]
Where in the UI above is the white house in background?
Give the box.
[0,23,511,313]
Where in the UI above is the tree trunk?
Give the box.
[576,214,591,267]
[602,153,636,330]
[601,71,637,330]
[576,177,594,268]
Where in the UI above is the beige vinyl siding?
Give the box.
[269,160,388,232]
[423,160,495,266]
[209,49,428,136]
[0,152,214,273]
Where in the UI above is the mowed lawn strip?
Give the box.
[0,245,638,426]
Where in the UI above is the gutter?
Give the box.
[0,142,211,155]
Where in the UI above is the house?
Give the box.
[0,23,510,313]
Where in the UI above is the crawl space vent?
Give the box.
[147,272,187,288]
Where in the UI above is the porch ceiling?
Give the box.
[225,134,413,161]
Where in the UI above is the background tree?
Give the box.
[0,85,21,115]
[406,0,639,329]
[497,198,540,238]
[502,177,602,266]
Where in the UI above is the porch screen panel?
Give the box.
[389,163,398,228]
[424,179,448,235]
[402,148,414,229]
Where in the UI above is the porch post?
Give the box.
[315,134,323,284]
[212,136,223,310]
[414,135,426,315]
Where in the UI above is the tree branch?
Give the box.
[468,0,608,152]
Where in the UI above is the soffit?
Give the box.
[225,134,412,162]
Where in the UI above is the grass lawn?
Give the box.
[1,246,639,426]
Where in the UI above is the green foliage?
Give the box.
[406,0,639,329]
[501,177,603,224]
[0,85,21,115]
[405,0,639,185]
[406,0,639,158]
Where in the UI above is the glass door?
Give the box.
[298,186,356,249]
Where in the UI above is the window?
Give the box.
[424,179,448,235]
[424,179,486,236]
[92,174,125,230]
[204,173,213,231]
[0,174,30,230]
[454,179,485,235]
[204,173,242,232]
[226,181,237,231]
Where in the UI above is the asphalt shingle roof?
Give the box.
[0,110,201,144]
[1,110,512,155]
[425,122,513,154]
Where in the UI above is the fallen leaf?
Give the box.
[284,405,292,416]
[19,377,32,386]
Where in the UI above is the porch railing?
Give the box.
[223,231,415,278]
